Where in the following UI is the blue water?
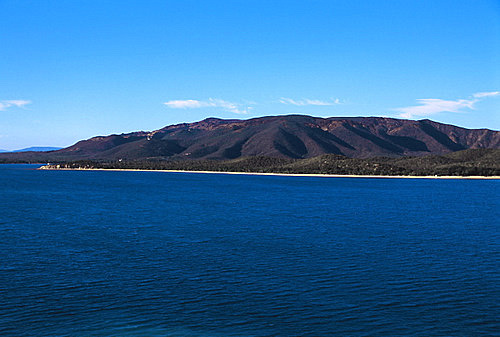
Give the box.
[0,164,498,336]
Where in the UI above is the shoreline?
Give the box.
[37,166,500,180]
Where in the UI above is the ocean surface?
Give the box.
[0,164,498,336]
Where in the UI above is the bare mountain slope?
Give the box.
[2,115,499,162]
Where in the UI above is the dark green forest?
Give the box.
[39,149,500,176]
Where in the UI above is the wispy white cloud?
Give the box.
[396,98,475,119]
[163,99,206,109]
[472,91,500,98]
[0,100,31,111]
[395,91,499,119]
[163,98,251,114]
[279,97,341,106]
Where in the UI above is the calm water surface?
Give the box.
[0,164,498,336]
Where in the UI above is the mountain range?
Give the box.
[1,115,499,162]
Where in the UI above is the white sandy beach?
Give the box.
[38,166,500,180]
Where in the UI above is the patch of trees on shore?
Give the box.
[41,149,500,176]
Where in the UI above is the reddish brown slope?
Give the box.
[1,115,499,161]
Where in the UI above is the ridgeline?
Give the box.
[2,115,499,163]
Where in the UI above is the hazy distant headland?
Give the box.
[1,147,62,153]
[2,115,500,176]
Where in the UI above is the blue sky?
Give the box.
[1,0,499,150]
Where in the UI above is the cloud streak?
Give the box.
[473,91,500,98]
[395,91,499,119]
[164,98,251,114]
[279,97,341,106]
[0,100,31,111]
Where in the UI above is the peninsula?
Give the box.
[39,149,499,177]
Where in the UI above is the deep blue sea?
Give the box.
[0,164,498,336]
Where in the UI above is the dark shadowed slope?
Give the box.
[1,115,499,162]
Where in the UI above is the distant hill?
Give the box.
[0,147,62,154]
[13,147,62,153]
[0,115,499,162]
